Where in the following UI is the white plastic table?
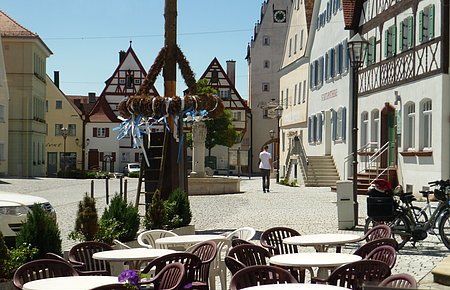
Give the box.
[155,234,224,249]
[269,252,362,279]
[283,233,361,252]
[243,284,351,290]
[23,276,119,290]
[92,248,175,270]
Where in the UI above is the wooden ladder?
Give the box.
[135,130,168,214]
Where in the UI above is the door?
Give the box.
[47,152,57,177]
[381,103,397,168]
[88,149,99,170]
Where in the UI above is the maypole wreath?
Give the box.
[115,45,224,164]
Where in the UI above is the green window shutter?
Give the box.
[370,37,376,64]
[384,30,389,57]
[399,23,404,52]
[408,16,413,48]
[429,4,435,38]
[392,26,397,55]
[419,10,424,43]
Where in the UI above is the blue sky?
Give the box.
[2,0,264,98]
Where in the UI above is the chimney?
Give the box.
[54,71,60,88]
[88,92,96,103]
[226,60,236,86]
[119,50,126,63]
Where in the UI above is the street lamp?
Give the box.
[61,127,69,174]
[274,105,283,183]
[347,32,369,225]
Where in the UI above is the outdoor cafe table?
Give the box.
[242,284,350,290]
[269,252,362,279]
[92,248,175,270]
[23,275,119,290]
[155,234,224,250]
[283,233,361,252]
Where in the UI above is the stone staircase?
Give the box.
[304,155,340,187]
[330,168,397,195]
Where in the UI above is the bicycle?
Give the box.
[365,179,450,250]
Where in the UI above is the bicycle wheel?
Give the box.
[438,211,450,250]
[364,217,383,233]
[389,214,411,249]
[411,206,428,223]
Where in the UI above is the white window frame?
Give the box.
[405,102,416,150]
[0,105,4,122]
[420,99,432,150]
[56,100,62,109]
[55,124,63,136]
[97,128,107,138]
[371,109,379,144]
[361,111,369,148]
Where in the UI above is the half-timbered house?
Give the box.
[352,0,449,191]
[86,45,159,172]
[196,58,251,175]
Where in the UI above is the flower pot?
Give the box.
[171,224,195,236]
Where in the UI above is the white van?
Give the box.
[0,192,55,245]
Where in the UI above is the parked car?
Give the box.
[0,191,55,246]
[123,163,140,176]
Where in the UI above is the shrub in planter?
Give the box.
[16,204,61,258]
[0,238,38,281]
[69,194,98,241]
[95,218,127,245]
[0,231,9,280]
[128,172,139,178]
[98,194,139,242]
[144,188,191,230]
[144,190,167,230]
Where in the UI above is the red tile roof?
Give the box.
[0,10,36,37]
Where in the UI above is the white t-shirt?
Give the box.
[259,150,272,170]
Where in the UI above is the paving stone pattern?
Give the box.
[0,177,448,288]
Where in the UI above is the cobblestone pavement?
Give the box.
[0,176,448,288]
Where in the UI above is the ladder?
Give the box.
[135,130,168,215]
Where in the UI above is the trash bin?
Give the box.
[336,180,355,230]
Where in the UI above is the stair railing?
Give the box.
[343,141,378,179]
[364,142,392,185]
[296,137,309,184]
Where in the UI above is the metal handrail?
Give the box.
[296,137,309,183]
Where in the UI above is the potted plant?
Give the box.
[144,188,194,235]
[68,194,99,242]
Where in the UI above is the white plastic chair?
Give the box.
[225,227,256,241]
[112,239,131,249]
[137,229,178,249]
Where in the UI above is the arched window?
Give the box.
[371,109,379,145]
[404,102,415,150]
[420,99,432,150]
[361,111,369,148]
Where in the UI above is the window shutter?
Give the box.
[310,64,314,88]
[135,152,140,162]
[100,152,104,161]
[313,115,317,142]
[384,30,389,57]
[392,26,397,55]
[330,48,335,77]
[308,117,312,142]
[320,57,324,85]
[419,10,424,43]
[93,128,97,137]
[106,128,110,137]
[429,4,435,39]
[342,107,347,140]
[318,114,323,142]
[399,23,404,52]
[371,37,376,63]
[343,39,349,72]
[325,52,329,80]
[408,17,413,48]
[332,110,337,141]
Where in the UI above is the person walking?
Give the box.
[259,145,273,192]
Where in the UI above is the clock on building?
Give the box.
[273,10,287,23]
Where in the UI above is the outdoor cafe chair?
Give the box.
[13,259,79,289]
[68,241,113,276]
[141,252,201,289]
[353,238,398,259]
[44,252,85,272]
[361,224,392,242]
[137,229,178,249]
[231,238,252,247]
[112,239,131,249]
[365,245,397,269]
[260,226,301,255]
[225,256,246,275]
[228,244,272,267]
[229,265,298,289]
[378,273,418,288]
[186,240,217,290]
[312,259,391,290]
[225,227,256,241]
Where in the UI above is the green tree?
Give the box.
[188,79,240,156]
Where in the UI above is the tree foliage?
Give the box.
[187,79,240,155]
